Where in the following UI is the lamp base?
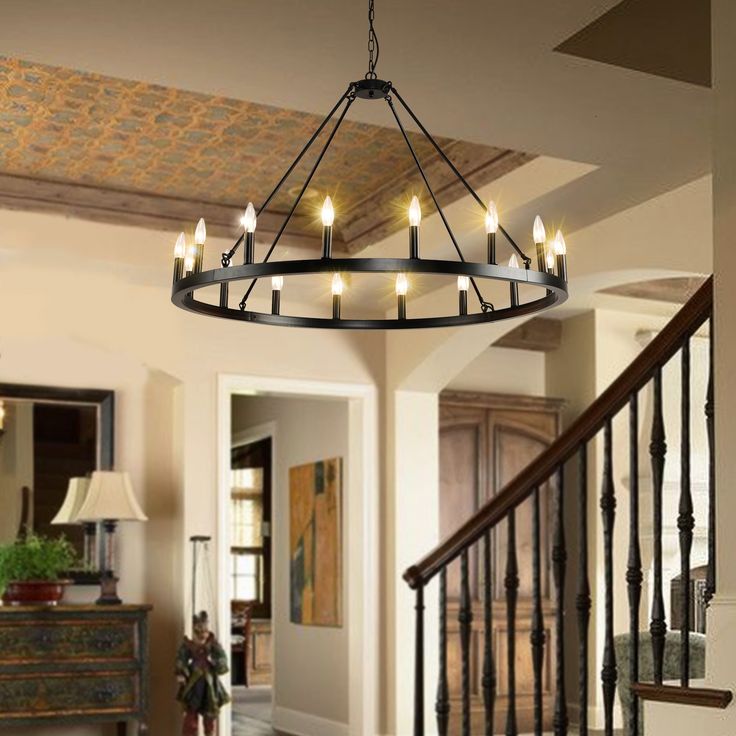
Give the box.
[96,573,122,605]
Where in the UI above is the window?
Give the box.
[230,438,272,619]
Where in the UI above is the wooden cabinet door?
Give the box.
[439,392,562,735]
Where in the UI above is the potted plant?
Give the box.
[0,534,77,606]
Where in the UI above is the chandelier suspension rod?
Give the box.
[223,86,353,266]
[386,96,491,311]
[390,86,532,267]
[239,93,356,309]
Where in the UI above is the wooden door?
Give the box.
[439,391,563,735]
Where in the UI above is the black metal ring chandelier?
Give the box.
[171,1,569,330]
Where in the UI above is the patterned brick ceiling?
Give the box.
[0,56,533,252]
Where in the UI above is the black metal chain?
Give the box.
[366,0,380,79]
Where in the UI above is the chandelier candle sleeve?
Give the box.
[409,196,421,259]
[486,201,499,264]
[173,232,186,283]
[396,273,408,319]
[194,218,206,274]
[184,245,195,276]
[271,276,283,315]
[509,254,520,306]
[332,273,343,319]
[322,196,335,259]
[546,248,555,274]
[554,231,568,282]
[242,202,257,264]
[533,215,546,272]
[458,276,469,316]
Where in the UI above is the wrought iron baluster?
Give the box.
[601,419,617,736]
[531,488,545,736]
[650,366,668,685]
[705,320,716,606]
[414,584,425,736]
[482,531,495,736]
[553,467,568,736]
[436,568,450,736]
[505,509,519,736]
[627,393,643,736]
[577,444,591,736]
[459,550,473,736]
[678,340,694,686]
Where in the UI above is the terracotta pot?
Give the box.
[2,580,70,606]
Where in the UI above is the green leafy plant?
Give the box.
[0,534,77,592]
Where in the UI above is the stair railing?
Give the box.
[404,276,731,736]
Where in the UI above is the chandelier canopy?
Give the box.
[171,1,568,329]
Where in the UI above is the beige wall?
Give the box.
[445,345,546,395]
[231,394,350,728]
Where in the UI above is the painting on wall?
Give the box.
[289,457,342,627]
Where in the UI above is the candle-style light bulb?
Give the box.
[0,401,5,431]
[193,217,206,273]
[322,196,335,227]
[554,230,568,281]
[457,275,470,316]
[271,276,283,315]
[533,215,546,271]
[408,196,421,259]
[174,232,186,259]
[195,218,207,245]
[485,201,499,234]
[508,253,520,306]
[331,273,343,319]
[396,273,408,320]
[242,202,257,264]
[486,200,499,264]
[242,202,257,233]
[546,249,555,273]
[321,196,335,258]
[173,232,186,282]
[184,246,196,275]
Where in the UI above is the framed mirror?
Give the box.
[0,383,114,584]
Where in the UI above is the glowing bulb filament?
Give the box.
[322,196,335,227]
[272,276,284,291]
[332,273,344,296]
[485,201,499,234]
[554,230,567,255]
[409,196,421,227]
[457,276,470,292]
[546,250,555,270]
[395,273,408,296]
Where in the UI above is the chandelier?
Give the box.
[171,1,568,329]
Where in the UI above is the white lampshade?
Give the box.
[75,471,147,523]
[51,477,91,525]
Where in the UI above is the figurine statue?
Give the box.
[176,610,231,736]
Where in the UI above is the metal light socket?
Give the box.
[556,254,568,283]
[272,290,281,315]
[409,226,419,259]
[173,257,184,283]
[510,282,520,307]
[459,290,468,316]
[398,294,407,320]
[333,293,341,320]
[322,226,333,259]
[487,233,496,265]
[244,232,255,264]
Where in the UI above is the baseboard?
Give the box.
[272,705,349,736]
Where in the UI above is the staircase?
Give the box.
[404,277,731,735]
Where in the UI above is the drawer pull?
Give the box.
[93,684,121,704]
[91,632,124,651]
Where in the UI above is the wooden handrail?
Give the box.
[404,276,713,589]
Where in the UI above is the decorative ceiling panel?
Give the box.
[0,56,533,251]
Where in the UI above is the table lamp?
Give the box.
[75,471,147,605]
[51,477,97,570]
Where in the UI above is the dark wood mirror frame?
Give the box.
[0,383,115,585]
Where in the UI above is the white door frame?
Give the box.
[217,374,379,736]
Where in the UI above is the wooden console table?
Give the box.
[0,604,151,734]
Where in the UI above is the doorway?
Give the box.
[218,375,378,736]
[230,433,275,733]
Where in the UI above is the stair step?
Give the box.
[631,682,732,709]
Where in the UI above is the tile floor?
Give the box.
[232,686,291,736]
